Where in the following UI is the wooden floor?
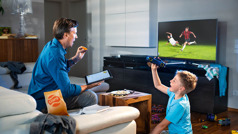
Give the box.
[149,109,238,134]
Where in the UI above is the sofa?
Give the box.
[0,86,140,134]
[0,63,140,133]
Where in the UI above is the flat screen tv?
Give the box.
[158,19,218,63]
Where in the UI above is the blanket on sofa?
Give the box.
[0,61,26,89]
[30,113,76,134]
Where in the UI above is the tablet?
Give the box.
[85,70,113,85]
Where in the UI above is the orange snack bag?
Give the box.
[44,89,69,116]
[81,46,88,50]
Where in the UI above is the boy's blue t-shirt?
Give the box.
[165,88,192,134]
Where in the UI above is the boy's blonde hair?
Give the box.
[176,70,198,93]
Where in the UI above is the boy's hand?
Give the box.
[151,63,159,71]
[147,62,152,67]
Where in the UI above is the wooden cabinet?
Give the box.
[0,39,38,62]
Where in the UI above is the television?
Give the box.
[158,19,218,63]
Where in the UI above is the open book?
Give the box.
[77,104,110,115]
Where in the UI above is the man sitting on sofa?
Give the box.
[28,18,102,113]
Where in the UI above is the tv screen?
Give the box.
[158,19,218,62]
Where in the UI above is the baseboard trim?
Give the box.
[228,107,238,112]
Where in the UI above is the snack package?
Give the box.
[81,46,88,50]
[44,89,69,116]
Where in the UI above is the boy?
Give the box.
[166,32,180,46]
[179,27,197,51]
[149,62,197,134]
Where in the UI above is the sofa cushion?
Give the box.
[0,74,14,89]
[1,119,136,134]
[70,106,140,134]
[0,110,41,131]
[91,120,136,134]
[24,62,35,73]
[0,66,10,75]
[0,73,32,91]
[0,86,37,117]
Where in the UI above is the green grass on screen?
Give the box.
[158,40,216,61]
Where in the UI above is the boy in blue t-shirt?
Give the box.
[149,63,198,134]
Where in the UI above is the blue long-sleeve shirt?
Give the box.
[28,38,82,110]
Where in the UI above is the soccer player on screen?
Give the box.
[179,27,197,51]
[166,32,180,46]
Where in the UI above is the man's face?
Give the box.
[66,27,78,48]
[169,75,183,93]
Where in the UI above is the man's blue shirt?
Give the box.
[165,88,193,134]
[28,38,81,110]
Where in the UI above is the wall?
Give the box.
[0,0,45,53]
[87,0,238,109]
[44,0,88,77]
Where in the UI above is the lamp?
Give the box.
[2,0,33,38]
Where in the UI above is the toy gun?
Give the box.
[146,56,166,68]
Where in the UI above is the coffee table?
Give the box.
[99,91,152,134]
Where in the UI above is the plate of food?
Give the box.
[110,90,131,96]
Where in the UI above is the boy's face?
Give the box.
[167,35,170,39]
[169,75,184,93]
[185,28,189,32]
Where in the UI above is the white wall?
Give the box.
[87,0,238,109]
[0,0,45,53]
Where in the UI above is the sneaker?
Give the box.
[194,41,197,44]
[180,49,183,52]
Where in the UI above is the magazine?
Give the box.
[73,104,110,115]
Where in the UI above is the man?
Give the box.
[179,27,197,51]
[28,18,102,112]
[166,32,180,46]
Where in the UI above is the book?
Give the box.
[76,104,110,115]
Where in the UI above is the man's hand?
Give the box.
[75,46,88,61]
[80,81,103,92]
[87,81,103,89]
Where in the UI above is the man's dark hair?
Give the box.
[53,18,79,40]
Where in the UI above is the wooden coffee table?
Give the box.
[99,91,152,134]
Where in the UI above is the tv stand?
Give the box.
[104,56,228,114]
